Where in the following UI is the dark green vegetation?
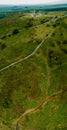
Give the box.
[0,11,67,130]
[0,4,67,19]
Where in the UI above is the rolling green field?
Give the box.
[0,11,67,130]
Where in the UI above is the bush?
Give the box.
[61,48,67,54]
[12,29,19,35]
[40,19,45,24]
[59,40,67,54]
[36,39,41,44]
[0,41,6,50]
[6,33,11,37]
[1,44,6,50]
[52,32,55,36]
[53,24,56,27]
[47,24,50,27]
[48,50,62,67]
[51,43,55,47]
[24,18,33,28]
[25,21,33,28]
[57,22,60,25]
[57,40,61,45]
[63,40,67,44]
[2,98,10,108]
[60,33,63,36]
[1,35,7,39]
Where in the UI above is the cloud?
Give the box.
[0,0,67,5]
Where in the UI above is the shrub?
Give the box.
[12,28,19,35]
[52,32,55,36]
[53,24,56,27]
[61,48,67,54]
[36,39,41,44]
[47,24,50,27]
[40,19,45,24]
[57,40,61,45]
[2,98,10,108]
[63,40,67,44]
[1,43,6,50]
[48,50,62,67]
[57,22,60,25]
[0,40,6,50]
[1,35,7,39]
[51,43,55,47]
[6,33,11,37]
[60,33,63,36]
[25,21,33,28]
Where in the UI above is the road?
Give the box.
[0,31,53,72]
[0,14,67,73]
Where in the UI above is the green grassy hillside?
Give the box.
[0,12,67,130]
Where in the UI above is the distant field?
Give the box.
[0,4,67,19]
[0,10,67,130]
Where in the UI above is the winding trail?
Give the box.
[14,88,67,129]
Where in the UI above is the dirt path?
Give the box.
[45,58,51,96]
[14,88,67,129]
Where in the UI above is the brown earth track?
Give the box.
[15,87,67,128]
[45,58,51,96]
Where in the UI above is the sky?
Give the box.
[0,0,67,5]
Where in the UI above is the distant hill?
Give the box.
[0,4,67,19]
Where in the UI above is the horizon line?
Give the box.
[0,3,67,6]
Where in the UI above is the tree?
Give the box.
[12,29,19,35]
[0,40,6,50]
[53,24,56,27]
[1,44,6,50]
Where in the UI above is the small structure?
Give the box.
[30,10,42,18]
[30,10,36,17]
